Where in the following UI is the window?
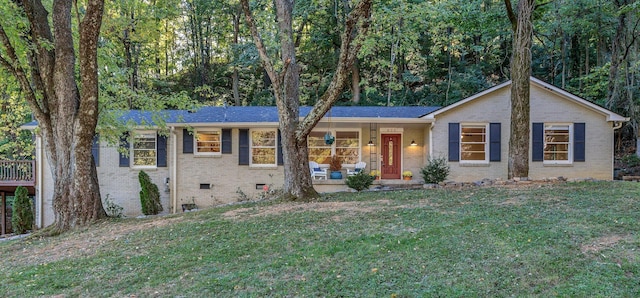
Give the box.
[132,131,157,167]
[307,130,360,165]
[544,124,571,162]
[250,129,277,166]
[336,131,359,164]
[195,130,221,155]
[460,124,487,162]
[308,131,332,164]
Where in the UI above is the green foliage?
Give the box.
[620,154,640,168]
[102,194,124,218]
[138,171,163,215]
[421,156,450,184]
[10,186,33,234]
[345,171,375,191]
[0,76,34,160]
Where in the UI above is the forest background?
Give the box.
[0,0,638,162]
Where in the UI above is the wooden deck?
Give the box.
[0,160,35,187]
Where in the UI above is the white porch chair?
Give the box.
[309,161,327,180]
[346,161,367,176]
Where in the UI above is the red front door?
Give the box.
[381,134,401,179]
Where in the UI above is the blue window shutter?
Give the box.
[574,123,585,162]
[277,130,284,165]
[489,123,501,162]
[532,123,544,162]
[92,134,100,167]
[157,134,167,167]
[448,123,460,161]
[222,129,232,154]
[183,129,193,154]
[119,132,130,167]
[239,129,249,165]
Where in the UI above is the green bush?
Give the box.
[103,194,124,218]
[421,156,450,184]
[621,154,640,168]
[345,171,375,191]
[11,186,33,234]
[138,171,163,215]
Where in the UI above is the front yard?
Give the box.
[1,181,638,296]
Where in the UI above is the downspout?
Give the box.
[171,126,177,214]
[429,121,435,160]
[612,121,623,130]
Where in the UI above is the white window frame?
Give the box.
[308,131,333,165]
[460,123,489,164]
[249,128,278,167]
[543,123,573,164]
[194,129,222,156]
[131,130,157,168]
[307,129,361,167]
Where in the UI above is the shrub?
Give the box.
[103,194,124,218]
[621,154,640,168]
[138,171,163,215]
[11,186,33,234]
[421,156,450,184]
[345,171,375,191]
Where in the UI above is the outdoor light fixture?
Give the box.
[368,140,374,146]
[410,140,417,146]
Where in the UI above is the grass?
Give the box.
[1,181,639,297]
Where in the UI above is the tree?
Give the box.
[505,0,536,179]
[0,0,106,233]
[241,0,372,200]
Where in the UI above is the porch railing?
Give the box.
[0,160,36,186]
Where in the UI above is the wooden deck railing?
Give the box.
[0,160,36,186]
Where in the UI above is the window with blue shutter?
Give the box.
[183,129,193,154]
[574,123,585,162]
[277,130,284,165]
[489,123,501,161]
[532,123,544,162]
[239,129,249,165]
[222,129,232,154]
[92,134,100,167]
[448,123,460,161]
[119,132,130,167]
[157,134,167,167]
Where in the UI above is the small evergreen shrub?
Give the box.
[11,186,33,234]
[421,156,450,184]
[621,154,640,168]
[138,171,163,215]
[345,171,375,191]
[103,194,124,218]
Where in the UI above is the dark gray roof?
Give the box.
[122,105,440,125]
[23,106,441,127]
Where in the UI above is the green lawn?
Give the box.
[1,181,639,297]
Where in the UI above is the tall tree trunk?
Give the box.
[505,0,534,179]
[232,8,241,106]
[351,60,361,104]
[241,0,372,200]
[0,0,106,233]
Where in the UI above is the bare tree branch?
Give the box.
[296,0,372,142]
[504,0,517,30]
[240,0,280,91]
